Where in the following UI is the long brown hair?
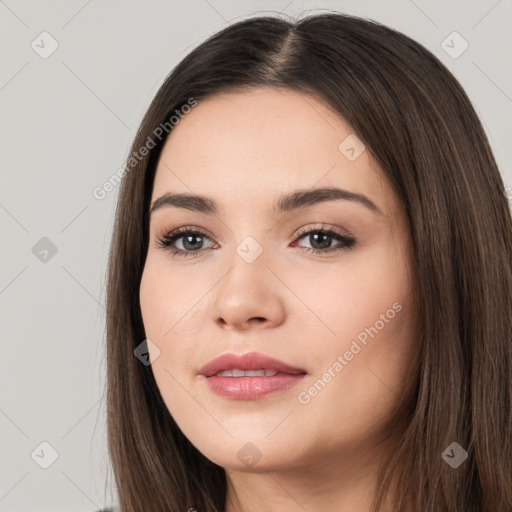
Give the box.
[104,12,512,512]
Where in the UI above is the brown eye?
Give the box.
[156,228,216,258]
[293,227,356,255]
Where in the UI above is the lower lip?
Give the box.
[202,373,306,400]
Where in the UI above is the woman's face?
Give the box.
[139,87,417,473]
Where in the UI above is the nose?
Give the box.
[212,251,286,332]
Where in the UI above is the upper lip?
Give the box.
[199,351,307,377]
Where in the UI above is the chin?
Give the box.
[189,433,303,472]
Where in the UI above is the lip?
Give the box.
[198,351,307,400]
[199,351,306,377]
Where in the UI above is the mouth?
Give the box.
[198,351,307,400]
[214,369,283,377]
[199,351,307,377]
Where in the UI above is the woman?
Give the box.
[103,12,512,512]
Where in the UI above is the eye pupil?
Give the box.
[310,233,332,250]
[183,234,203,250]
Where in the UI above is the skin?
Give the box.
[139,87,418,511]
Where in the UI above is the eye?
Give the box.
[292,225,356,255]
[155,224,356,258]
[155,226,216,259]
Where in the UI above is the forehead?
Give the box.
[151,88,398,219]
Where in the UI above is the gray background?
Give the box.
[1,0,510,510]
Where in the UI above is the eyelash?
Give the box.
[155,224,356,259]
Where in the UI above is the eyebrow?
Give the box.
[149,187,383,217]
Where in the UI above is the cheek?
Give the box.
[140,255,201,341]
[293,243,416,414]
[293,289,415,448]
[139,262,223,456]
[288,243,412,353]
[139,261,200,411]
[139,255,216,385]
